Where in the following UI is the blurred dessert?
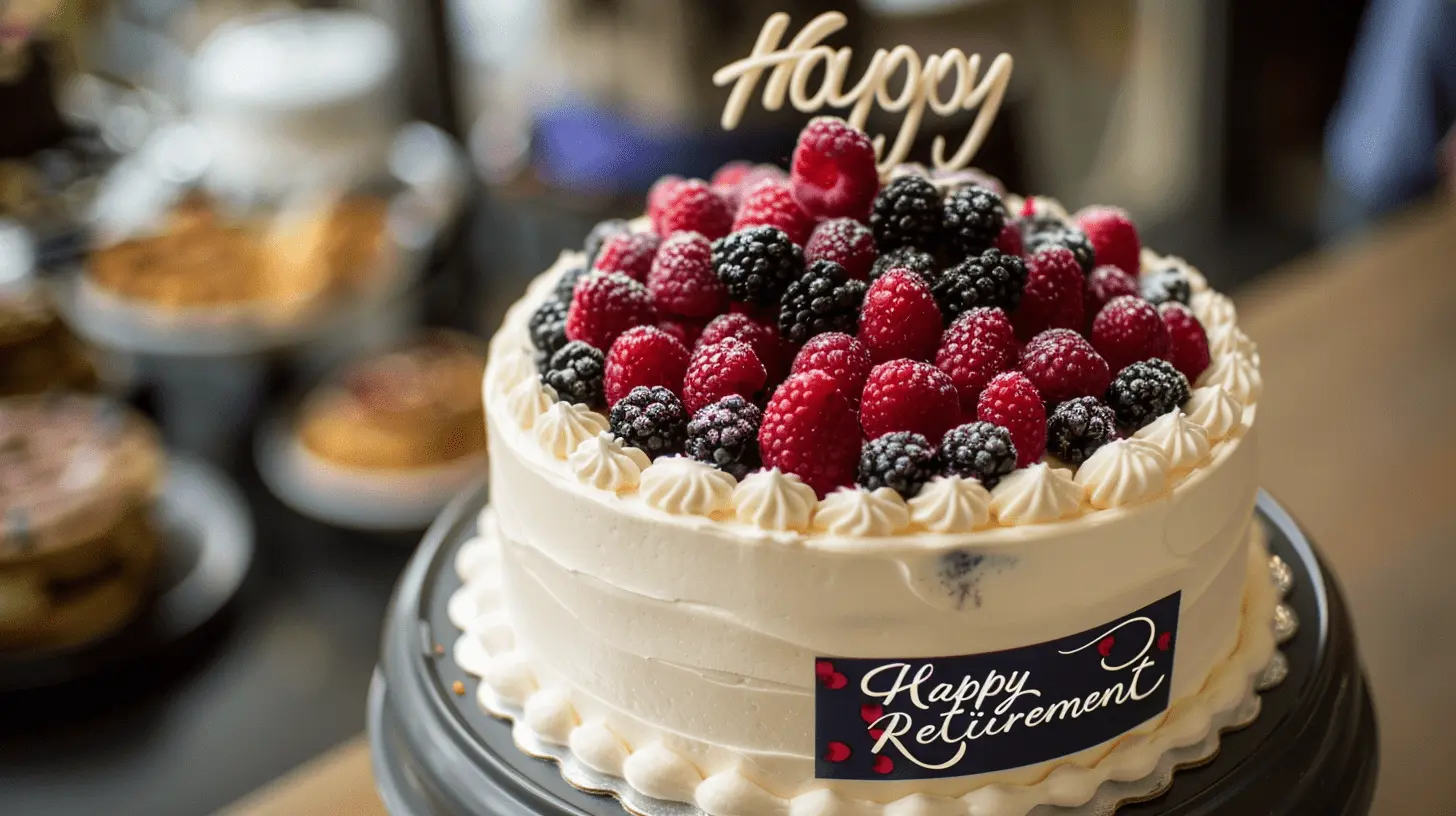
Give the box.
[0,219,95,396]
[0,394,164,653]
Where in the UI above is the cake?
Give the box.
[0,220,96,396]
[447,118,1270,815]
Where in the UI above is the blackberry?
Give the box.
[609,385,689,457]
[542,341,605,407]
[869,246,940,284]
[778,260,868,343]
[1104,359,1190,430]
[528,298,571,373]
[552,260,590,302]
[684,395,762,480]
[932,249,1027,323]
[939,422,1017,488]
[1046,397,1118,465]
[584,218,631,269]
[1026,226,1096,274]
[711,226,804,306]
[858,431,939,498]
[870,175,943,252]
[1142,268,1192,306]
[942,185,1006,259]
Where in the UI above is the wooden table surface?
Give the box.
[223,200,1456,816]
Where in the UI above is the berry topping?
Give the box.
[603,325,691,406]
[592,231,661,282]
[647,232,729,318]
[790,116,879,220]
[685,395,762,480]
[1014,247,1086,341]
[790,332,873,407]
[976,371,1047,467]
[1104,359,1191,430]
[858,269,943,363]
[1025,225,1095,274]
[1084,265,1141,326]
[1046,396,1118,465]
[935,307,1018,410]
[994,222,1024,256]
[942,185,1006,258]
[528,297,570,372]
[647,175,685,226]
[1142,267,1192,306]
[609,385,689,457]
[934,167,1007,196]
[778,260,868,344]
[566,272,657,351]
[542,341,605,408]
[869,246,939,284]
[583,220,629,270]
[1074,207,1140,276]
[1090,295,1171,372]
[932,249,1027,322]
[710,160,753,190]
[683,337,767,414]
[939,421,1018,488]
[712,225,805,306]
[1159,302,1212,383]
[698,311,787,382]
[733,180,815,245]
[655,318,705,348]
[760,370,862,497]
[656,179,734,240]
[870,175,943,252]
[1019,328,1112,405]
[552,260,590,302]
[858,431,939,498]
[804,218,878,280]
[860,359,960,443]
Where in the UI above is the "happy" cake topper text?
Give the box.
[713,12,1013,175]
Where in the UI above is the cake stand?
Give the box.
[368,486,1378,816]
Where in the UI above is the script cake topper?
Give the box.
[713,11,1014,174]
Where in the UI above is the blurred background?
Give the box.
[0,0,1451,814]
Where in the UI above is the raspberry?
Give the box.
[942,185,1006,259]
[860,359,960,443]
[869,247,939,284]
[583,220,629,270]
[1018,328,1112,405]
[1075,207,1140,276]
[733,180,815,245]
[976,371,1046,467]
[566,272,657,351]
[1025,226,1095,274]
[790,332,873,407]
[994,222,1024,256]
[685,395,762,480]
[1046,397,1118,465]
[1090,295,1171,373]
[939,421,1017,488]
[528,298,570,372]
[603,325,691,406]
[552,260,590,302]
[1160,302,1211,383]
[857,432,938,498]
[804,218,878,280]
[656,179,734,240]
[718,163,789,210]
[1084,265,1140,328]
[683,337,767,414]
[655,317,705,348]
[790,116,879,220]
[648,231,728,318]
[760,370,862,497]
[710,160,753,190]
[712,225,804,306]
[778,260,868,344]
[870,175,943,252]
[933,249,1026,322]
[698,311,787,383]
[592,231,661,282]
[542,341,605,408]
[858,269,943,363]
[1014,247,1086,341]
[935,307,1018,411]
[647,175,685,227]
[1104,359,1190,430]
[609,385,688,457]
[1142,267,1192,306]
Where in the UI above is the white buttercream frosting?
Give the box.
[1075,439,1170,509]
[1192,290,1237,330]
[989,463,1083,524]
[733,468,818,532]
[570,722,630,775]
[623,744,704,803]
[569,432,651,493]
[1140,248,1209,292]
[1199,353,1263,404]
[1206,324,1258,362]
[815,487,910,536]
[523,688,578,745]
[1185,386,1244,441]
[487,351,533,393]
[1135,411,1211,472]
[507,378,556,430]
[534,402,609,459]
[640,457,737,517]
[908,476,992,533]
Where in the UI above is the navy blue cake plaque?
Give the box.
[815,591,1181,780]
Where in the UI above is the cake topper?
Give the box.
[713,11,1013,174]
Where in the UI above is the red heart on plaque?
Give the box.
[868,728,885,740]
[872,755,894,774]
[1097,636,1115,657]
[860,703,884,724]
[824,741,852,762]
[1157,632,1172,651]
[815,660,835,679]
[826,671,848,690]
